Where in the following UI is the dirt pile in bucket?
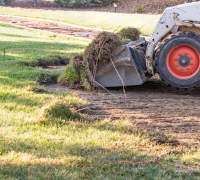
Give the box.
[85,32,124,72]
[82,31,125,89]
[59,28,141,90]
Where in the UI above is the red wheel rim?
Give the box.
[166,45,200,79]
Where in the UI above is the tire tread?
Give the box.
[155,31,200,89]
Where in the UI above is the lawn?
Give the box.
[0,22,200,179]
[0,6,161,35]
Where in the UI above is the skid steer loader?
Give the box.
[95,0,200,89]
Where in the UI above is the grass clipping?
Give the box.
[59,29,140,90]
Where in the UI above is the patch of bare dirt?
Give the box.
[6,0,189,14]
[46,74,200,147]
[0,16,101,40]
[44,65,66,72]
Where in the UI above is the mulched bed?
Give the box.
[6,0,187,14]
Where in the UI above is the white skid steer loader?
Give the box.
[95,1,200,89]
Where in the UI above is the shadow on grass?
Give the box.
[1,40,86,52]
[0,91,44,107]
[0,137,166,179]
[0,64,60,87]
[0,118,177,159]
[0,33,34,38]
[0,127,193,179]
[0,162,184,180]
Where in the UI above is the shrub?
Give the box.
[135,7,143,13]
[0,0,15,5]
[54,0,117,8]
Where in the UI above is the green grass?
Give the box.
[0,6,161,35]
[0,22,200,179]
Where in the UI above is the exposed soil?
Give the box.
[46,74,200,147]
[0,16,101,40]
[44,65,66,72]
[7,0,188,14]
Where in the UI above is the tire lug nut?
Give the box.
[191,63,193,65]
[179,53,181,56]
[190,57,193,59]
[175,58,177,60]
[180,68,183,70]
[185,53,188,55]
[187,68,189,70]
[175,64,178,67]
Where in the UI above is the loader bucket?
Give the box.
[95,38,151,87]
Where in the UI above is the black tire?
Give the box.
[156,31,200,89]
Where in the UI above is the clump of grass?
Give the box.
[118,27,141,41]
[59,55,90,89]
[58,63,81,87]
[37,55,70,67]
[18,55,70,68]
[25,84,45,93]
[39,99,80,124]
[37,71,60,84]
[17,60,38,67]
